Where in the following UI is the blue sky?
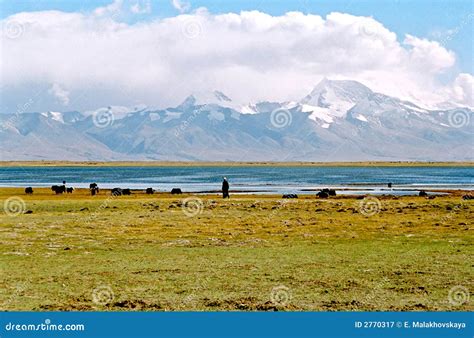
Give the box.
[1,0,472,72]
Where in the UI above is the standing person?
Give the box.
[222,177,230,199]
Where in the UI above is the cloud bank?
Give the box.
[1,3,472,112]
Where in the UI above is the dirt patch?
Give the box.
[204,297,300,311]
[111,299,163,310]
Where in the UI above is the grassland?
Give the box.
[0,161,473,167]
[0,187,472,311]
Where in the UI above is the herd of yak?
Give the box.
[22,184,474,200]
[23,184,182,196]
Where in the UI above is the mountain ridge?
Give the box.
[1,79,472,161]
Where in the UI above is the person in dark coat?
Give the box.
[222,177,230,199]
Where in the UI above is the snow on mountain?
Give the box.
[0,112,122,160]
[38,111,85,124]
[1,79,473,161]
[84,105,147,121]
[178,90,236,109]
[301,78,373,117]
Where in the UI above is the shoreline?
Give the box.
[0,160,473,167]
[0,186,471,197]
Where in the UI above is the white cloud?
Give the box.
[1,6,472,112]
[48,83,70,106]
[447,73,473,107]
[93,0,123,17]
[172,0,191,14]
[404,34,455,74]
[131,1,151,14]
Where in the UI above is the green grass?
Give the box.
[0,188,472,311]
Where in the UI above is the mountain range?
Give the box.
[1,79,473,161]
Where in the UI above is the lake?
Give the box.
[0,166,472,195]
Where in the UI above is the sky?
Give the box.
[0,0,473,112]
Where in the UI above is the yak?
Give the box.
[171,188,182,194]
[111,188,122,196]
[146,188,154,194]
[51,185,66,194]
[321,188,336,196]
[25,187,33,194]
[111,188,131,196]
[66,187,74,193]
[317,191,329,198]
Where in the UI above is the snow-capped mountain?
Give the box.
[301,78,374,118]
[1,79,472,161]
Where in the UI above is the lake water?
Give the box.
[0,166,472,195]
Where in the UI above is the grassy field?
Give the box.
[0,187,472,311]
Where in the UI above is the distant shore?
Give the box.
[1,161,473,167]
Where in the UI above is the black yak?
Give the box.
[66,187,74,193]
[282,194,298,199]
[146,188,154,194]
[317,191,329,198]
[51,185,66,194]
[111,188,122,196]
[25,187,33,194]
[122,189,131,195]
[171,188,182,194]
[321,188,336,196]
[419,190,428,197]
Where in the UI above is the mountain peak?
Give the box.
[178,90,233,108]
[213,90,232,102]
[300,79,373,117]
[309,78,373,97]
